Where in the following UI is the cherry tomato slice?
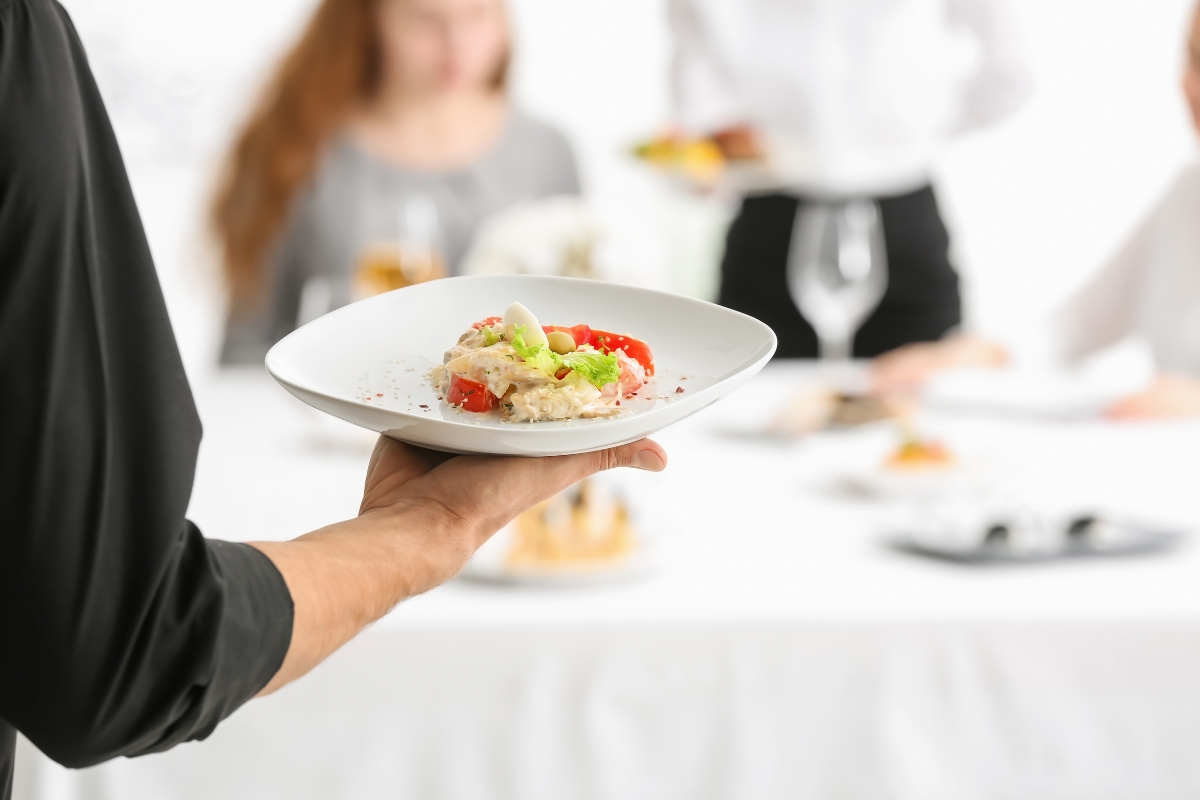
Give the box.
[589,330,655,376]
[472,316,503,330]
[542,324,593,349]
[447,374,499,412]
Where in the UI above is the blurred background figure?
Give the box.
[668,0,1031,359]
[213,0,580,364]
[873,1,1200,419]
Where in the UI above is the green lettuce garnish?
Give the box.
[525,348,563,376]
[562,350,620,388]
[510,325,619,388]
[483,326,502,346]
[510,326,563,375]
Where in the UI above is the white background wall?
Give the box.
[58,0,1200,379]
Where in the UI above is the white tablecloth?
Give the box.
[17,365,1200,800]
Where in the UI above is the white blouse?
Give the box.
[1054,163,1200,376]
[668,0,1032,196]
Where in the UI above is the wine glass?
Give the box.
[353,194,446,299]
[787,199,888,362]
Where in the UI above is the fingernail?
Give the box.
[634,450,665,472]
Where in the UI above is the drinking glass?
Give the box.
[787,199,888,362]
[354,194,446,299]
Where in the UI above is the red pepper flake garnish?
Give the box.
[376,393,383,397]
[675,386,685,393]
[419,404,429,409]
[616,400,621,406]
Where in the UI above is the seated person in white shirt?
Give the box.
[668,0,1031,359]
[873,2,1200,419]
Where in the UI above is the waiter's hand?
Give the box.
[711,125,767,161]
[1107,374,1200,420]
[251,437,666,695]
[357,437,667,596]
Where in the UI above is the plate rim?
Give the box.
[264,275,778,435]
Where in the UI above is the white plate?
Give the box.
[923,368,1116,420]
[836,457,997,502]
[265,275,776,455]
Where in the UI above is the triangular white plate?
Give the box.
[266,275,776,455]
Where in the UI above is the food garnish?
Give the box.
[884,435,956,471]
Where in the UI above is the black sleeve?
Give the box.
[0,0,294,773]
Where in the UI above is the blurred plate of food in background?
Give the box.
[460,478,654,586]
[266,275,776,456]
[832,428,1001,501]
[713,383,904,443]
[888,510,1186,565]
[631,126,780,194]
[768,388,902,435]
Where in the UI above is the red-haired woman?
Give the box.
[1,0,665,790]
[213,0,579,363]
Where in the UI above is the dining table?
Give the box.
[16,362,1200,800]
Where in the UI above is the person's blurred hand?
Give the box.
[1106,374,1200,420]
[870,335,1009,395]
[357,437,667,596]
[711,125,766,161]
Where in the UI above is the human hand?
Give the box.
[1106,374,1200,420]
[252,437,667,696]
[870,335,1009,395]
[711,125,766,161]
[356,437,667,596]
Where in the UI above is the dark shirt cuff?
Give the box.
[136,540,294,754]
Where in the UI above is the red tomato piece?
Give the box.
[589,330,655,376]
[542,324,593,348]
[471,316,503,330]
[447,374,499,412]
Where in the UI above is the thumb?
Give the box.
[583,438,668,477]
[519,438,668,505]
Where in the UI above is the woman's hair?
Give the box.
[211,0,509,306]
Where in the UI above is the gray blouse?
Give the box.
[221,108,580,365]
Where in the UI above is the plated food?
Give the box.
[892,512,1184,564]
[833,427,974,502]
[430,302,654,423]
[506,479,638,569]
[632,127,767,186]
[265,274,776,456]
[460,477,650,585]
[768,388,900,436]
[883,435,956,471]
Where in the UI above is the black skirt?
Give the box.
[717,184,962,359]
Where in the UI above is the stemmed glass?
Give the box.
[354,194,446,299]
[787,199,888,363]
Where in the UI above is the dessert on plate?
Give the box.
[632,126,767,185]
[506,479,638,570]
[884,434,956,471]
